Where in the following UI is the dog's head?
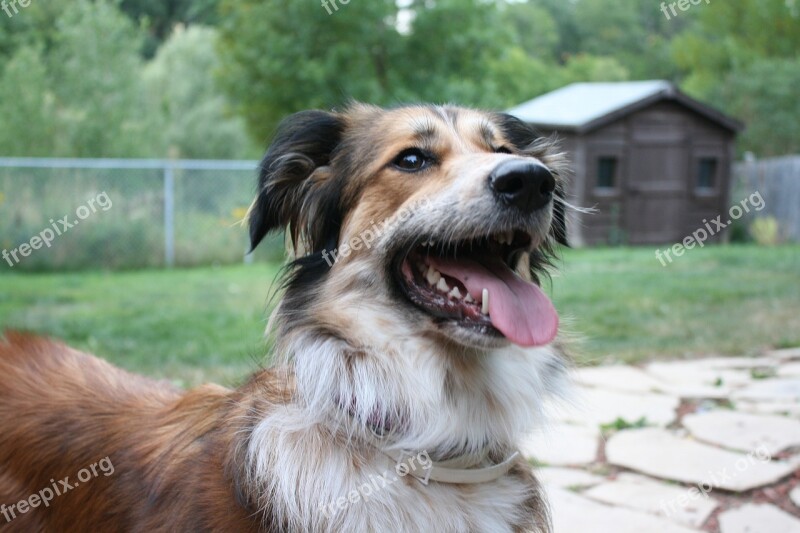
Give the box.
[250,104,567,352]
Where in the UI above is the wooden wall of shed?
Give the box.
[571,101,736,246]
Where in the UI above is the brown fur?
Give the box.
[0,332,286,531]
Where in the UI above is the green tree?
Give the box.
[143,25,256,159]
[501,2,559,59]
[218,0,402,141]
[48,0,162,157]
[0,46,56,156]
[119,0,221,56]
[671,0,800,96]
[571,0,684,79]
[721,59,800,157]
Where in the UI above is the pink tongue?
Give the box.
[429,257,559,347]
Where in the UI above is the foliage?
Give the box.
[47,0,162,158]
[0,46,56,156]
[720,59,800,157]
[750,217,781,246]
[143,25,257,159]
[1,0,799,158]
[119,0,221,56]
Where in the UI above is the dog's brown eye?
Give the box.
[495,146,513,154]
[393,149,432,172]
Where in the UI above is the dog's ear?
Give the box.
[494,112,569,246]
[249,110,345,253]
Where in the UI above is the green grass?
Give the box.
[0,264,283,386]
[0,245,798,385]
[552,244,800,364]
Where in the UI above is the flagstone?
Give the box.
[718,503,800,533]
[645,361,752,391]
[583,473,718,528]
[683,410,800,455]
[606,428,800,492]
[535,466,605,489]
[735,399,800,417]
[550,386,679,427]
[574,365,666,394]
[767,347,800,361]
[732,378,800,402]
[778,362,800,377]
[547,485,699,533]
[520,423,599,466]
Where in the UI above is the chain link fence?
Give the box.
[0,158,285,271]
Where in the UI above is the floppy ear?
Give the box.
[494,112,569,246]
[248,110,345,253]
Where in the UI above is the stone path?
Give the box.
[521,347,800,532]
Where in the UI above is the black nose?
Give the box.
[489,160,556,213]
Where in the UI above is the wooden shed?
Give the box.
[509,81,743,246]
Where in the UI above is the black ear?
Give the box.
[493,112,544,151]
[249,110,345,253]
[494,113,569,247]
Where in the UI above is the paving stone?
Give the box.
[718,503,800,533]
[732,378,800,402]
[550,386,679,427]
[535,466,605,489]
[683,410,800,455]
[583,473,718,529]
[547,485,699,533]
[767,347,800,361]
[605,428,800,492]
[778,362,800,377]
[574,365,666,394]
[520,424,599,466]
[791,486,800,508]
[692,357,778,369]
[735,400,800,417]
[644,361,752,394]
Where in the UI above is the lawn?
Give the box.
[1,244,798,386]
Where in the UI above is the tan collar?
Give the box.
[364,431,520,485]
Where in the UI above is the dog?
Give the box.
[0,103,571,532]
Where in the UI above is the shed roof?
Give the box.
[507,80,742,134]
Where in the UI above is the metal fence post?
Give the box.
[163,164,175,268]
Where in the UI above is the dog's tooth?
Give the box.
[437,277,450,293]
[464,293,475,303]
[448,287,462,300]
[426,266,441,286]
[481,288,489,315]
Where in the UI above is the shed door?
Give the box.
[625,125,688,244]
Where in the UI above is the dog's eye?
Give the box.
[392,149,433,172]
[494,146,513,154]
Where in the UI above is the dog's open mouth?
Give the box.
[395,231,559,347]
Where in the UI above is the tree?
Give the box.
[48,0,162,157]
[0,46,56,156]
[143,25,256,159]
[721,59,800,157]
[119,0,221,56]
[217,0,402,141]
[671,0,800,96]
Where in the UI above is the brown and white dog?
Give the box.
[0,104,571,532]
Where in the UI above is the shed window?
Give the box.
[596,157,618,189]
[697,158,718,190]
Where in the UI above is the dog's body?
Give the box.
[0,104,570,532]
